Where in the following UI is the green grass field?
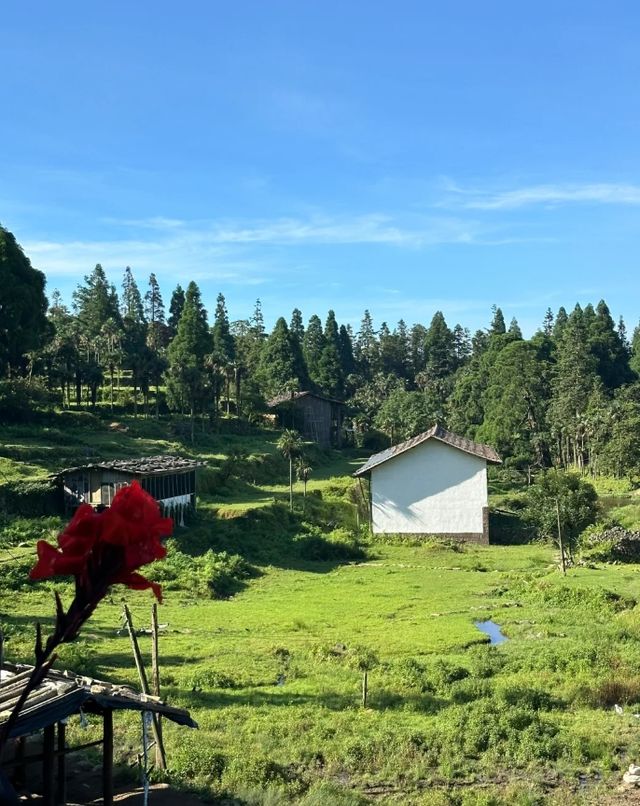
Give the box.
[3,416,640,804]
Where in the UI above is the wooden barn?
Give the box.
[54,455,200,520]
[267,391,345,447]
[354,425,501,543]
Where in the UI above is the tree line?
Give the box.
[2,223,640,476]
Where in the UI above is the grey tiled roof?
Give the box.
[0,662,197,739]
[353,425,502,477]
[55,455,202,478]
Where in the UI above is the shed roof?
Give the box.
[267,390,345,408]
[55,455,202,478]
[0,663,197,739]
[353,425,502,477]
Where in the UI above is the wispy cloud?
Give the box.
[445,182,640,210]
[109,212,512,248]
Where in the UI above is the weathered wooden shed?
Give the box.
[267,391,345,447]
[354,425,502,543]
[0,662,196,805]
[54,455,201,518]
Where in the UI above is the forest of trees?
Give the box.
[2,223,640,477]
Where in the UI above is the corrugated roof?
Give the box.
[267,390,345,408]
[55,455,202,478]
[353,425,502,477]
[0,663,197,739]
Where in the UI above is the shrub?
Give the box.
[0,479,61,517]
[150,545,255,598]
[525,469,598,550]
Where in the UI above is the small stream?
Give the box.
[475,620,508,645]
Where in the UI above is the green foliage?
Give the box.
[525,469,598,548]
[0,225,50,377]
[0,379,57,422]
[150,545,255,598]
[0,478,60,516]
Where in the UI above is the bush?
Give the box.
[0,379,57,423]
[150,545,255,598]
[0,479,61,517]
[525,469,598,549]
[296,527,365,562]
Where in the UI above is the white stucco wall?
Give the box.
[370,439,488,534]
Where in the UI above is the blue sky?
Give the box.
[2,1,640,335]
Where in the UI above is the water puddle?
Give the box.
[475,620,508,645]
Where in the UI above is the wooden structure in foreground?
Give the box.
[54,455,201,517]
[267,391,346,447]
[0,662,196,804]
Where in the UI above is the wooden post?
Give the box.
[122,605,167,769]
[102,709,113,806]
[56,722,66,806]
[150,604,164,770]
[556,498,566,576]
[42,724,55,806]
[361,670,368,708]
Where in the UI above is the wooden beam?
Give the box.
[56,722,66,806]
[42,724,55,806]
[150,604,166,770]
[122,604,167,770]
[102,709,113,806]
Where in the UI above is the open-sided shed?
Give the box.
[0,662,196,804]
[54,455,201,518]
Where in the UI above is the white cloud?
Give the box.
[447,182,640,210]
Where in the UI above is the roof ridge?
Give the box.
[353,426,501,477]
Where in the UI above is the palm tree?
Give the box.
[296,457,312,510]
[277,429,303,510]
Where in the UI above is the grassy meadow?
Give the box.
[3,414,640,804]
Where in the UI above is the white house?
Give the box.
[353,425,502,543]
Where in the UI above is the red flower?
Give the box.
[30,481,172,603]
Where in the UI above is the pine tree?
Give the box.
[290,308,304,344]
[631,322,640,377]
[303,314,326,387]
[338,324,356,381]
[553,306,569,341]
[316,310,344,397]
[355,310,379,377]
[121,266,145,325]
[542,308,554,337]
[165,282,211,440]
[144,273,166,351]
[587,300,633,390]
[212,293,235,362]
[167,285,186,340]
[548,306,600,468]
[489,305,506,336]
[258,318,305,398]
[73,264,121,340]
[507,317,523,339]
[423,312,455,379]
[409,323,428,376]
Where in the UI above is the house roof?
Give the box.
[0,662,197,740]
[267,390,345,408]
[353,425,502,477]
[55,454,202,478]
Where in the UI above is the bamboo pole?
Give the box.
[150,604,164,771]
[556,498,566,576]
[122,605,167,769]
